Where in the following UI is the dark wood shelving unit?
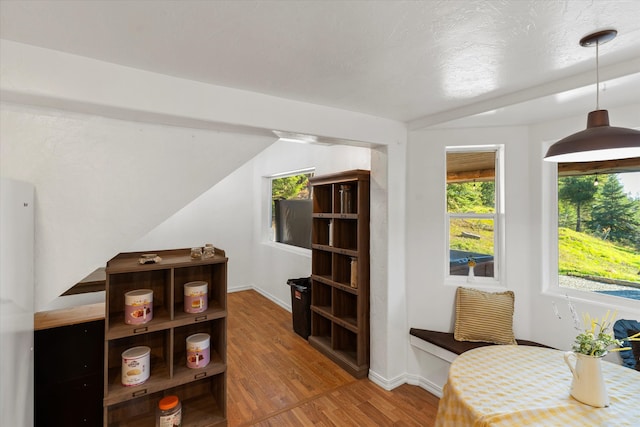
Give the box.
[103,248,228,426]
[308,170,370,378]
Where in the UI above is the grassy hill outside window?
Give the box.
[557,159,640,301]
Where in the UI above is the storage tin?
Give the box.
[121,346,151,386]
[184,281,208,314]
[157,395,182,427]
[186,333,210,369]
[124,289,153,325]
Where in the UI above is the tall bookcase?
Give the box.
[103,248,227,426]
[308,170,370,378]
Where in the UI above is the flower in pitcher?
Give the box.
[572,310,623,357]
[467,257,476,267]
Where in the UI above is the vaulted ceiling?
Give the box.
[1,0,639,128]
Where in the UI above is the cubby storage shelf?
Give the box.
[104,247,228,426]
[309,170,370,379]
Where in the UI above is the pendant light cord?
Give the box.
[596,40,600,110]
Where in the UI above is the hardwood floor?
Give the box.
[227,290,439,426]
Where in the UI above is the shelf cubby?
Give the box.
[312,184,332,214]
[312,218,332,246]
[332,218,358,251]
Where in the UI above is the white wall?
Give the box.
[0,40,405,323]
[404,103,640,393]
[528,103,640,356]
[0,103,273,310]
[405,126,532,336]
[249,140,371,308]
[130,139,371,309]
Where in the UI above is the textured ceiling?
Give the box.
[1,0,639,127]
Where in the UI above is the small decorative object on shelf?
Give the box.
[339,184,352,213]
[139,253,161,264]
[190,247,203,259]
[203,243,216,258]
[350,257,358,288]
[328,220,333,246]
[467,258,476,282]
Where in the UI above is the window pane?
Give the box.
[449,218,494,277]
[271,172,313,249]
[447,181,495,213]
[557,171,640,301]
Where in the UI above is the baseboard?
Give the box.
[368,369,407,391]
[229,284,292,312]
[405,373,444,398]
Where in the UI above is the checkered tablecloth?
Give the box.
[435,345,640,426]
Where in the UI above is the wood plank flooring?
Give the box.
[227,290,439,426]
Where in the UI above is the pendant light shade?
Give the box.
[544,30,640,163]
[544,109,640,162]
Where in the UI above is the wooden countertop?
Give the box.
[34,302,105,330]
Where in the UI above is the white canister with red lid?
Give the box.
[184,281,208,313]
[186,333,210,369]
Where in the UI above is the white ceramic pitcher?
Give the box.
[564,351,610,407]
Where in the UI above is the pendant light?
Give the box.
[544,29,640,162]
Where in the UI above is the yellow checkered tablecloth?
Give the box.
[435,345,640,426]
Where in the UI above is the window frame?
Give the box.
[445,145,505,286]
[543,156,640,309]
[263,168,315,254]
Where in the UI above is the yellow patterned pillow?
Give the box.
[454,287,517,345]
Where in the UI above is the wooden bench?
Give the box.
[409,328,551,363]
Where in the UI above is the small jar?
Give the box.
[203,243,215,259]
[156,395,182,427]
[190,247,202,259]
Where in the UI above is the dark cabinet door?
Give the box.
[35,319,104,426]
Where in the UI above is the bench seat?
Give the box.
[409,328,551,355]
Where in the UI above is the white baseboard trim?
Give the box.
[228,284,292,312]
[368,370,444,398]
[228,285,254,293]
[368,370,407,391]
[405,373,444,398]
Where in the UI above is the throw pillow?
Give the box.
[454,286,517,345]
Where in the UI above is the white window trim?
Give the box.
[262,168,315,253]
[541,143,639,312]
[445,145,505,287]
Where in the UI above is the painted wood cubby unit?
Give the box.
[103,248,227,426]
[308,169,370,378]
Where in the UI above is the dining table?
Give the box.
[435,345,640,426]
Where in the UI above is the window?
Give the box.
[557,166,640,301]
[270,170,314,249]
[446,147,503,281]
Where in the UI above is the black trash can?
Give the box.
[287,277,311,339]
